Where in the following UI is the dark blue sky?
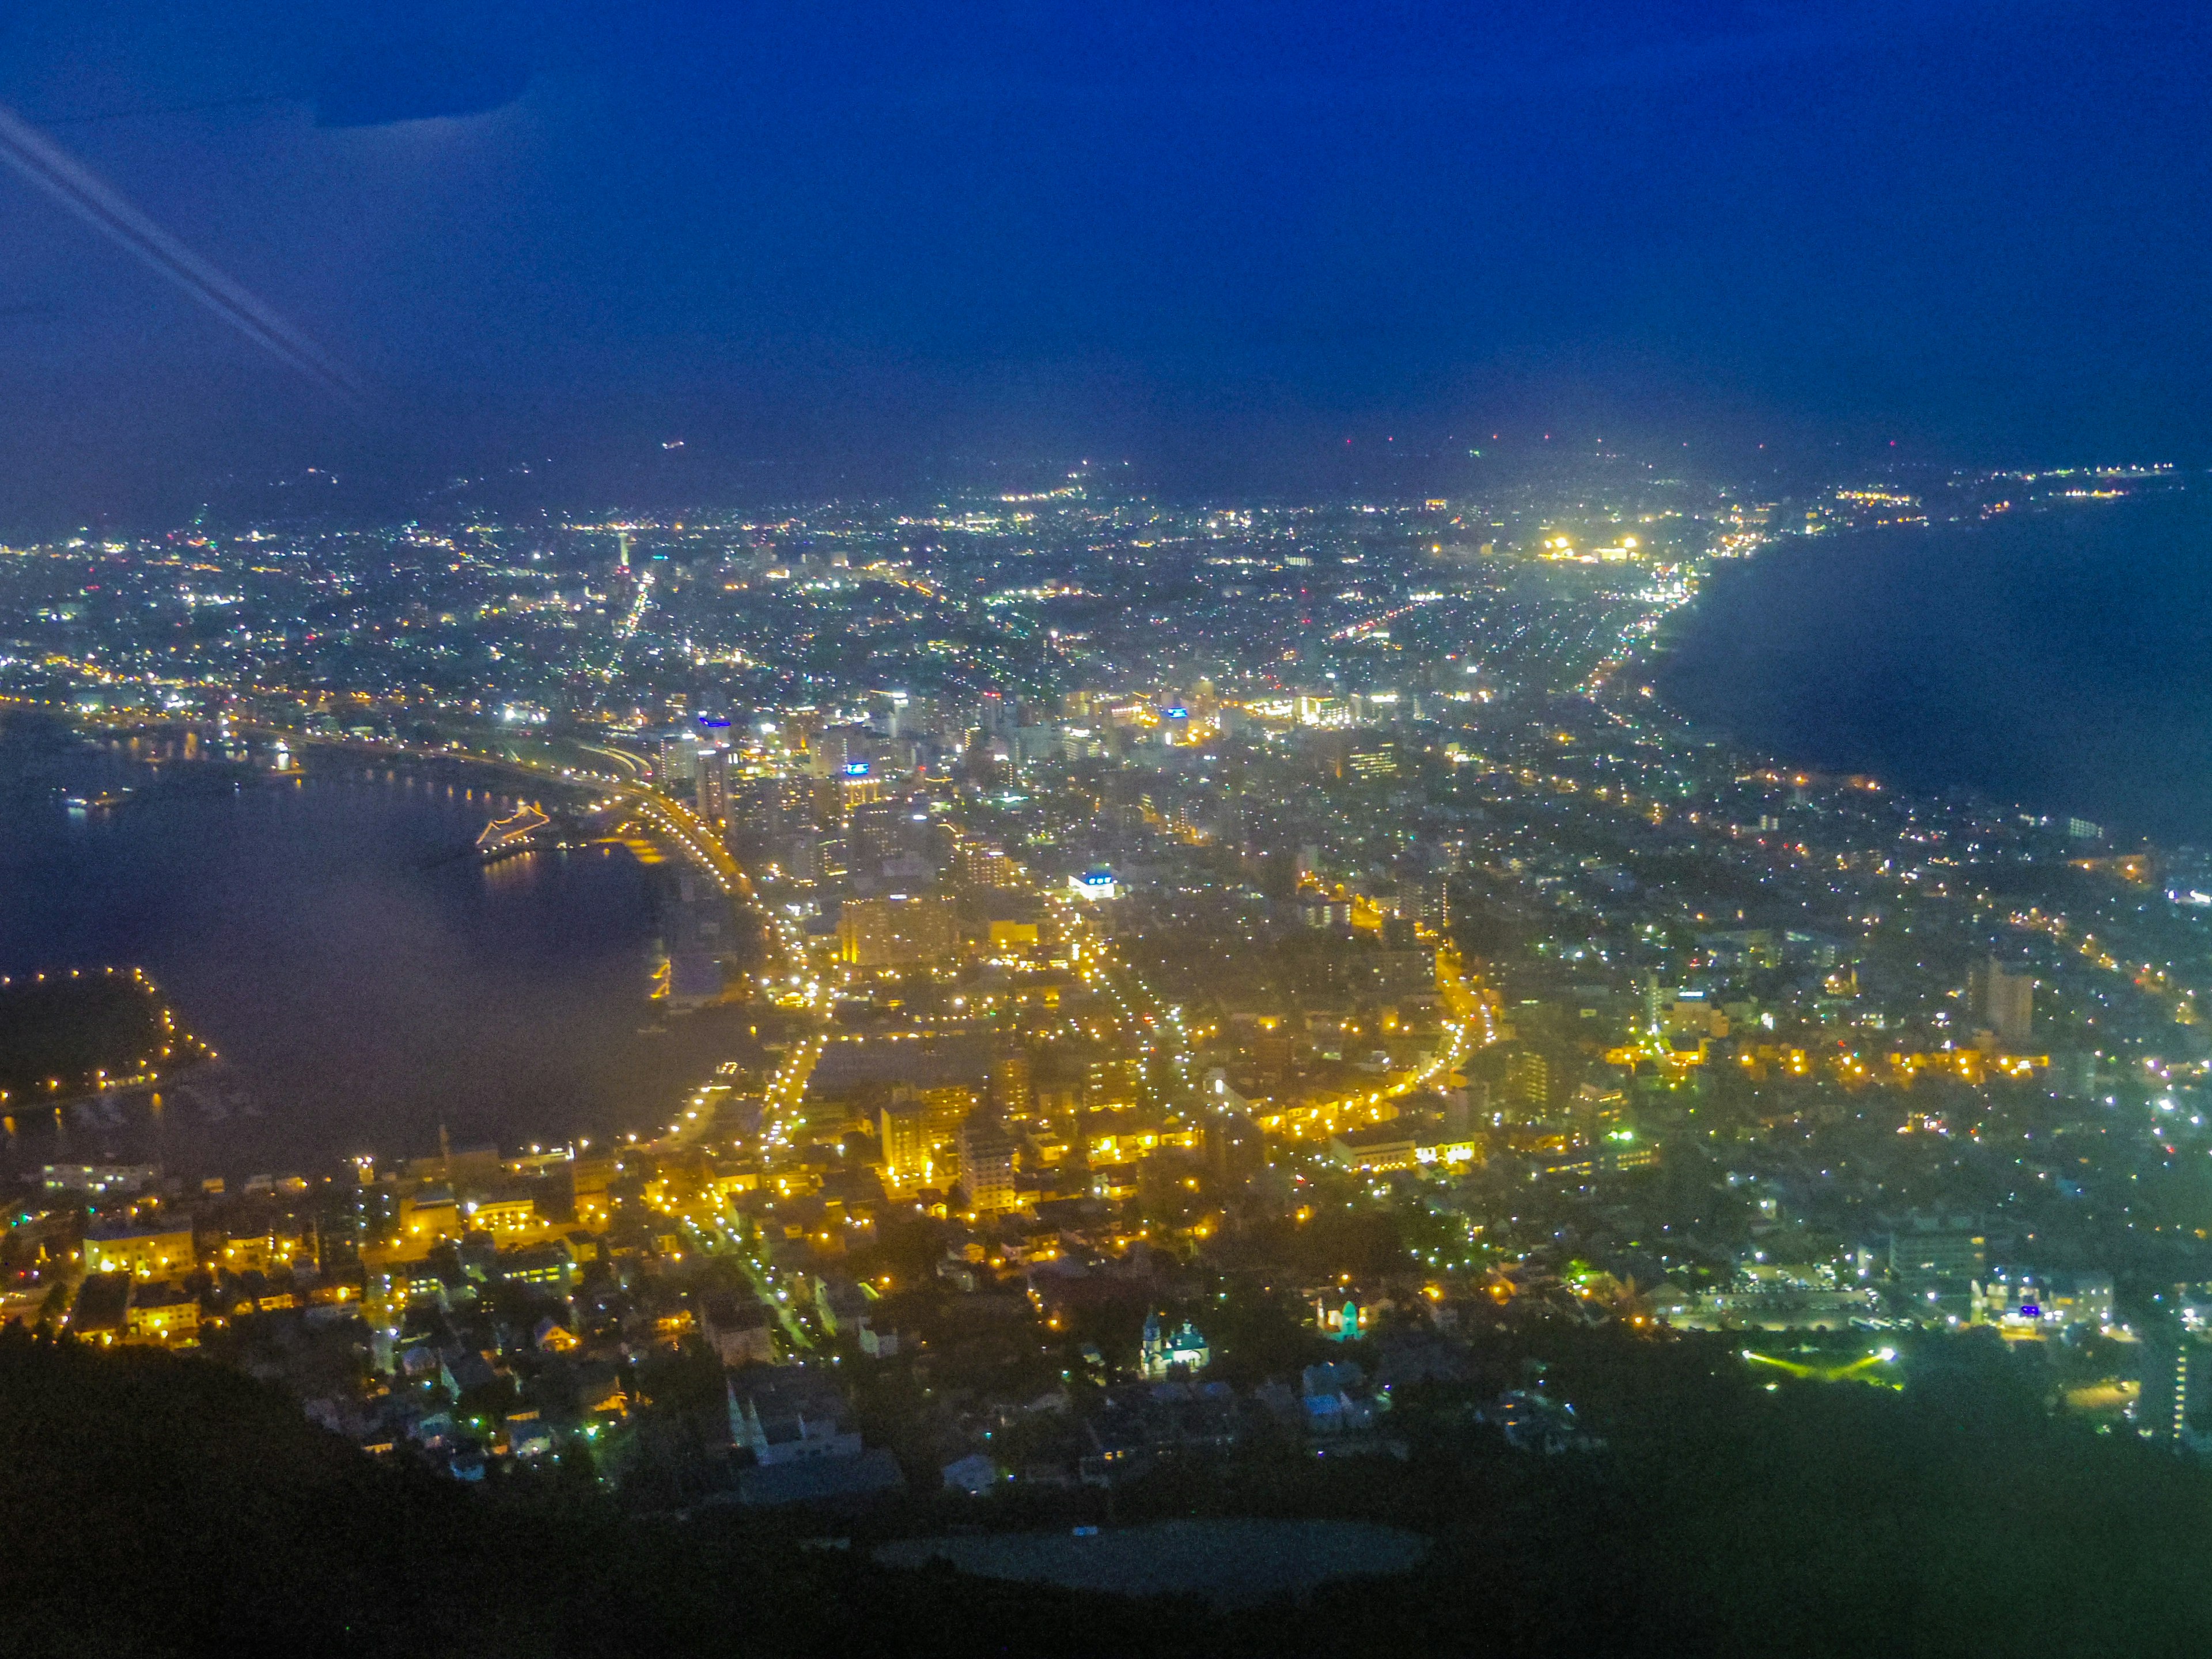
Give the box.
[0,1,2206,521]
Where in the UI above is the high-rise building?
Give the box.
[2050,1048,2098,1100]
[879,1100,933,1192]
[732,775,816,844]
[2142,1336,2212,1444]
[917,1087,978,1160]
[839,771,885,817]
[1203,1109,1264,1184]
[991,1048,1033,1119]
[849,795,941,878]
[837,894,960,968]
[799,835,849,886]
[1418,873,1452,935]
[808,729,852,778]
[1085,1055,1142,1105]
[950,833,1022,891]
[1967,956,2034,1048]
[695,745,730,831]
[656,733,698,786]
[956,1116,1019,1212]
[1571,1085,1626,1141]
[1503,1049,1550,1119]
[1890,1215,1987,1281]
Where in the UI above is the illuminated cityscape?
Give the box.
[7,463,2212,1601]
[5,3,2212,1651]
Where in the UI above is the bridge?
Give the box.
[166,713,777,970]
[4,695,794,982]
[475,804,551,854]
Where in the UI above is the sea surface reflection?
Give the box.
[1660,492,2212,844]
[0,728,758,1175]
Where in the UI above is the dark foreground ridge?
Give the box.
[6,1328,2212,1658]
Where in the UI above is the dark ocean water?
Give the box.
[0,734,754,1174]
[1658,489,2212,844]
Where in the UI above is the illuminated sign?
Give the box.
[842,761,872,777]
[1415,1142,1480,1164]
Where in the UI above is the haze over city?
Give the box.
[2,1,2209,522]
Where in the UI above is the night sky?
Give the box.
[1,1,2206,521]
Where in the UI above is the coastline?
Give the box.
[1639,485,2203,850]
[0,738,762,1179]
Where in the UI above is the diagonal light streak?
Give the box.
[0,101,360,403]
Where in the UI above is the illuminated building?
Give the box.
[1252,1027,1295,1084]
[957,1115,1020,1213]
[126,1281,201,1344]
[567,1155,615,1229]
[1503,1049,1550,1118]
[1315,1293,1374,1342]
[837,893,959,967]
[1413,1132,1486,1168]
[217,1230,301,1275]
[1085,1055,1142,1106]
[1067,868,1117,903]
[398,1184,460,1244]
[797,834,848,885]
[42,1162,158,1198]
[922,1085,980,1144]
[1974,1268,2114,1332]
[655,732,698,784]
[730,774,817,847]
[465,1194,539,1236]
[807,729,854,778]
[496,1243,575,1287]
[951,834,1022,891]
[987,918,1040,954]
[839,766,885,816]
[991,1048,1033,1117]
[694,743,730,829]
[701,1291,778,1367]
[1298,897,1353,929]
[2142,1338,2212,1445]
[879,1099,934,1191]
[1328,1125,1419,1172]
[1138,1311,1210,1378]
[1889,1215,1987,1281]
[82,1219,195,1280]
[1571,1084,1627,1138]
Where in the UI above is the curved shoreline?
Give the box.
[0,745,757,1175]
[1633,491,2196,844]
